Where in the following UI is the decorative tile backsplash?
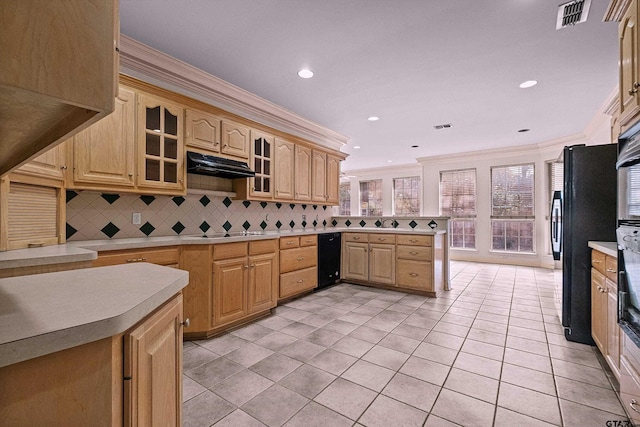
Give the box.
[66,191,336,241]
[330,216,449,232]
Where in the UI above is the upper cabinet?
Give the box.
[274,139,295,200]
[620,0,640,128]
[326,154,341,205]
[72,86,136,189]
[249,130,274,199]
[221,121,251,159]
[295,145,312,201]
[311,151,328,202]
[137,93,185,193]
[0,0,118,176]
[185,109,221,153]
[13,142,68,183]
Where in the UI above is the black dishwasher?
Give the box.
[317,232,341,289]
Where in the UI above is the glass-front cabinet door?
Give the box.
[137,93,185,193]
[250,130,273,198]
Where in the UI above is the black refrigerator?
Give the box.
[552,144,617,345]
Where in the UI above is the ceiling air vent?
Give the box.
[434,123,453,130]
[556,0,591,29]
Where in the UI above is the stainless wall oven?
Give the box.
[617,129,640,347]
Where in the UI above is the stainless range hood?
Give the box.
[186,151,255,179]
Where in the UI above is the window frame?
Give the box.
[339,182,351,216]
[393,176,421,216]
[359,179,383,217]
[439,168,477,250]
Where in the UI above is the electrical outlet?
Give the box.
[302,214,306,221]
[132,212,142,225]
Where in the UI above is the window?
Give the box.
[393,177,420,216]
[629,165,640,216]
[359,180,383,216]
[491,163,535,253]
[339,182,351,215]
[440,169,476,249]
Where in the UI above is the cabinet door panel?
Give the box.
[620,0,640,126]
[274,139,295,200]
[221,121,250,159]
[248,253,277,313]
[591,268,607,353]
[326,155,340,205]
[342,242,368,281]
[213,258,247,325]
[185,109,221,153]
[311,151,327,202]
[607,280,621,379]
[369,243,396,285]
[294,145,312,201]
[73,87,135,187]
[396,259,432,290]
[250,130,273,198]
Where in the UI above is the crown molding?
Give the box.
[118,35,349,151]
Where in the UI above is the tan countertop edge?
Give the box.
[0,227,447,268]
[588,241,618,258]
[0,263,188,368]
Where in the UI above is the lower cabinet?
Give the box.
[0,293,184,427]
[93,246,180,268]
[279,235,318,300]
[368,242,396,285]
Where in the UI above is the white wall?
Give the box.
[341,93,617,268]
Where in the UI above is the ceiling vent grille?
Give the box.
[556,0,591,29]
[434,123,453,130]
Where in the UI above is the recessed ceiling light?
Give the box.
[387,160,393,163]
[353,145,361,149]
[518,128,531,133]
[297,68,314,79]
[519,80,538,89]
[368,116,380,121]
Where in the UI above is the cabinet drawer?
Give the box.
[213,242,248,260]
[592,250,606,275]
[620,356,640,425]
[397,245,432,261]
[250,239,277,255]
[606,256,618,283]
[396,234,433,246]
[300,235,318,247]
[343,233,368,243]
[396,259,432,290]
[94,247,179,267]
[368,234,396,244]
[280,267,317,298]
[280,236,300,249]
[280,246,317,273]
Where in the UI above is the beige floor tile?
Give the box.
[331,335,375,358]
[431,388,496,427]
[254,331,299,352]
[197,334,248,355]
[213,409,266,427]
[472,319,508,334]
[183,374,206,402]
[501,363,556,396]
[256,315,294,331]
[432,321,471,338]
[439,313,475,327]
[508,325,547,342]
[498,382,562,425]
[249,353,303,382]
[551,358,611,388]
[503,348,552,373]
[213,369,274,406]
[230,323,274,342]
[313,378,377,420]
[377,332,421,354]
[413,341,459,366]
[279,339,325,362]
[279,364,336,399]
[338,311,373,325]
[364,316,400,332]
[282,402,352,427]
[296,313,334,328]
[505,335,549,357]
[359,394,427,427]
[183,346,220,371]
[453,352,502,379]
[303,328,343,347]
[400,355,451,386]
[425,330,465,351]
[382,372,441,412]
[391,323,430,340]
[347,325,388,344]
[225,342,274,368]
[443,367,499,404]
[241,384,309,427]
[555,377,626,416]
[341,359,396,392]
[424,414,463,426]
[307,348,357,375]
[186,356,245,389]
[461,339,504,361]
[323,319,360,335]
[493,407,557,427]
[279,321,317,338]
[466,328,506,347]
[184,390,236,427]
[559,398,629,427]
[549,344,601,369]
[362,344,410,370]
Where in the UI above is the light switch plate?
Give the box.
[132,212,142,225]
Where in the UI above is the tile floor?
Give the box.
[182,261,630,426]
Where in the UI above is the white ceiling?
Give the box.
[120,0,619,172]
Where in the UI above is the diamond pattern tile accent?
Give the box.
[172,222,186,234]
[276,203,282,209]
[375,220,382,227]
[200,221,211,233]
[223,221,232,231]
[243,201,251,208]
[409,220,418,229]
[312,205,318,210]
[140,195,156,206]
[243,220,251,230]
[392,220,399,228]
[289,220,295,228]
[66,190,78,203]
[101,193,120,204]
[324,220,328,227]
[199,195,210,207]
[172,196,185,206]
[289,203,296,210]
[66,223,77,239]
[332,219,338,227]
[359,220,367,228]
[260,221,268,230]
[345,220,351,227]
[301,204,307,210]
[323,206,327,210]
[223,197,233,208]
[260,201,268,208]
[140,222,155,236]
[313,220,318,227]
[101,222,120,238]
[276,220,283,229]
[302,221,307,228]
[428,220,438,229]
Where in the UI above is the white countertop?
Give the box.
[0,263,188,368]
[588,241,618,258]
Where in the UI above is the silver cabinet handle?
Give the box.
[410,251,418,255]
[181,318,190,328]
[410,273,418,277]
[296,257,304,261]
[378,237,386,241]
[287,241,294,245]
[297,279,304,283]
[410,239,418,243]
[353,236,360,240]
[243,265,249,269]
[631,399,640,414]
[126,257,147,263]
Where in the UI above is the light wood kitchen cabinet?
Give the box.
[185,108,221,153]
[311,150,328,202]
[221,120,251,159]
[342,241,369,282]
[0,0,117,177]
[274,138,295,200]
[137,93,185,193]
[236,130,274,199]
[343,233,396,285]
[326,154,341,205]
[124,293,183,427]
[71,86,136,190]
[369,243,396,285]
[396,234,444,295]
[591,247,621,380]
[14,142,68,182]
[620,0,640,129]
[93,247,180,268]
[295,145,312,201]
[213,240,278,328]
[279,235,318,300]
